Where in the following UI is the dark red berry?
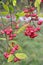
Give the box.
[31,14,37,17]
[24,9,29,13]
[15,25,19,29]
[37,20,42,25]
[14,45,19,50]
[36,27,41,31]
[10,48,16,54]
[13,34,17,37]
[6,31,10,35]
[9,37,13,40]
[31,7,35,11]
[9,28,13,33]
[14,57,20,62]
[25,14,30,17]
[6,15,10,18]
[4,52,9,59]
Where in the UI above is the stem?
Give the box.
[1,16,4,28]
[10,14,12,27]
[0,15,9,51]
[32,21,36,27]
[4,34,9,50]
[9,12,14,34]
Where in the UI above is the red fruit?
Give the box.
[36,27,40,31]
[24,25,38,38]
[6,31,10,35]
[9,34,13,37]
[1,30,4,34]
[30,33,38,38]
[31,7,35,11]
[10,45,19,54]
[4,29,7,33]
[14,57,20,62]
[24,31,29,36]
[30,30,34,34]
[24,9,29,13]
[36,15,38,20]
[14,45,19,50]
[34,28,38,32]
[15,25,19,29]
[4,52,9,59]
[10,48,16,54]
[34,34,38,37]
[9,29,13,33]
[30,34,34,38]
[13,34,17,37]
[6,15,10,18]
[31,14,37,17]
[9,37,13,40]
[37,20,42,25]
[25,14,30,17]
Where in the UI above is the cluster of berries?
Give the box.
[41,0,43,2]
[24,5,43,38]
[24,7,35,13]
[1,28,17,40]
[24,25,41,38]
[23,7,38,21]
[4,44,20,62]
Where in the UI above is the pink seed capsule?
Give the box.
[37,20,42,25]
[4,52,9,59]
[36,27,41,31]
[13,34,17,37]
[14,57,20,62]
[9,29,13,33]
[10,48,16,54]
[15,25,19,29]
[6,15,10,18]
[14,45,19,50]
[6,31,10,35]
[9,37,13,40]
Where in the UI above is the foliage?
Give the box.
[15,53,27,59]
[13,0,16,6]
[34,0,41,13]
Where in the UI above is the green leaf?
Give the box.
[38,13,43,17]
[0,38,6,40]
[19,12,25,17]
[34,0,41,13]
[15,13,20,20]
[8,54,14,62]
[15,11,25,20]
[34,0,41,7]
[3,4,9,12]
[13,0,16,6]
[15,53,28,59]
[0,12,9,15]
[9,5,14,13]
